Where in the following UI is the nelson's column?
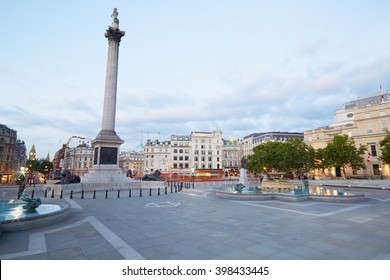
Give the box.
[83,8,130,188]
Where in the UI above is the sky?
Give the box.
[1,0,389,160]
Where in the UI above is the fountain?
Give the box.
[217,163,365,202]
[0,194,71,235]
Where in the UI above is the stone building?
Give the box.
[304,92,390,178]
[222,139,243,178]
[62,136,94,176]
[144,139,171,173]
[0,124,26,184]
[143,130,227,176]
[119,150,144,178]
[242,131,304,157]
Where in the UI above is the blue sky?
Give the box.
[1,0,389,159]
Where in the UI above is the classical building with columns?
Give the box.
[304,92,390,179]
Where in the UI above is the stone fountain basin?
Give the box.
[0,201,71,234]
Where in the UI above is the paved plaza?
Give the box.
[0,182,390,260]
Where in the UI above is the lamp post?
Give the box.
[191,167,195,188]
[379,167,383,180]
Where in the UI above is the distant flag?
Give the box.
[380,84,384,101]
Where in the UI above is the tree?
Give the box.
[322,135,366,177]
[39,160,54,177]
[379,131,390,164]
[245,139,316,177]
[246,141,285,176]
[283,138,316,175]
[26,159,40,173]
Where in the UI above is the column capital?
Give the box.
[105,26,125,43]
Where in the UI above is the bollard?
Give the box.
[171,186,173,193]
[129,189,131,198]
[105,190,108,199]
[51,190,54,198]
[31,190,35,198]
[175,186,177,193]
[158,187,160,195]
[165,187,167,195]
[60,190,63,199]
[70,190,73,199]
[93,190,96,199]
[81,190,84,199]
[140,188,142,197]
[118,189,120,198]
[44,189,48,198]
[149,188,152,196]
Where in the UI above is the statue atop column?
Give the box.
[111,8,119,27]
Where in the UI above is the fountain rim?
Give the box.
[0,201,71,233]
[216,185,366,203]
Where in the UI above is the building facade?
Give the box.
[242,131,304,156]
[62,136,94,176]
[304,92,390,178]
[144,139,171,173]
[0,124,26,184]
[222,139,242,178]
[119,150,144,178]
[143,130,230,176]
[191,130,223,170]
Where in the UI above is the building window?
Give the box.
[367,123,373,133]
[371,145,377,157]
[382,121,388,131]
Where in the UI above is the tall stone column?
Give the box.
[92,8,125,169]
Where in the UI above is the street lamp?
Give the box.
[191,167,195,188]
[379,167,383,180]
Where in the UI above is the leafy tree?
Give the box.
[379,131,390,164]
[283,138,316,175]
[26,159,40,173]
[246,139,316,177]
[322,135,366,177]
[246,141,285,176]
[39,160,54,176]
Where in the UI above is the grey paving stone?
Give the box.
[1,183,390,260]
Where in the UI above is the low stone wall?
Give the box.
[1,203,71,232]
[216,190,365,203]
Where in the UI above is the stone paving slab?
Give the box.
[0,183,390,260]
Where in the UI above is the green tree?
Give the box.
[379,131,390,164]
[39,160,54,177]
[283,138,316,175]
[246,141,285,176]
[26,159,40,173]
[322,135,366,177]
